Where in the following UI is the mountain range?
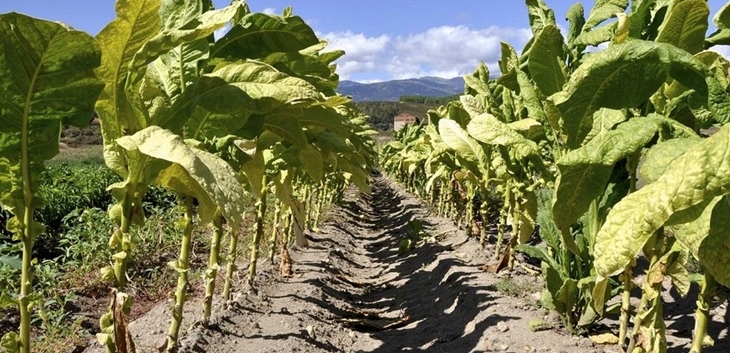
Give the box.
[337,76,465,102]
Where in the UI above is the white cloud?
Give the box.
[321,26,532,82]
[321,31,391,80]
[261,7,277,15]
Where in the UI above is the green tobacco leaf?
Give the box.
[573,23,615,47]
[298,144,324,183]
[95,0,161,174]
[116,126,246,230]
[667,197,720,259]
[640,138,699,184]
[706,2,730,46]
[584,0,628,30]
[566,3,586,45]
[550,41,706,148]
[552,117,666,238]
[517,71,548,123]
[594,124,730,278]
[466,113,540,160]
[127,3,245,94]
[656,0,709,55]
[212,13,319,60]
[583,108,627,143]
[629,0,657,39]
[699,196,730,286]
[525,0,556,35]
[499,42,520,75]
[170,61,321,133]
[464,62,492,97]
[298,105,351,137]
[438,119,487,165]
[0,12,103,224]
[262,52,337,92]
[529,25,566,96]
[507,119,544,141]
[264,113,308,149]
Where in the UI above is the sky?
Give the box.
[0,1,727,82]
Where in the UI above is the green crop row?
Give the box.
[380,1,730,353]
[0,1,376,353]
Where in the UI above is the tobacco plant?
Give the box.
[0,13,103,353]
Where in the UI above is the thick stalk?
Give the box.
[619,152,640,347]
[465,187,475,237]
[18,207,33,353]
[201,210,223,326]
[618,268,633,348]
[508,190,522,270]
[222,212,246,301]
[313,181,328,230]
[248,175,269,287]
[302,184,312,230]
[690,272,716,353]
[268,201,281,262]
[167,196,195,352]
[494,187,511,259]
[626,233,665,353]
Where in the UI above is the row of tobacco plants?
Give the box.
[381,1,730,352]
[0,0,376,352]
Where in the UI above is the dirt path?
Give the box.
[89,175,728,353]
[170,175,609,353]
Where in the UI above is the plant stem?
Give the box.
[619,266,633,348]
[222,212,246,302]
[18,206,33,353]
[691,272,716,353]
[494,186,511,259]
[167,196,193,352]
[201,210,223,326]
[167,196,195,352]
[268,201,281,262]
[248,174,269,287]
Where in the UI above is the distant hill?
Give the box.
[338,76,465,102]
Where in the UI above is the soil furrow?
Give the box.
[87,175,728,353]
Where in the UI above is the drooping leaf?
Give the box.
[551,117,664,240]
[167,61,320,132]
[127,2,245,94]
[438,119,487,165]
[466,113,540,160]
[0,13,103,233]
[550,41,706,148]
[572,23,616,47]
[116,126,246,230]
[212,13,319,60]
[594,124,730,278]
[706,2,730,46]
[566,3,586,45]
[529,25,566,96]
[699,197,730,286]
[95,0,161,174]
[583,108,627,143]
[655,0,709,55]
[584,0,629,30]
[640,138,699,184]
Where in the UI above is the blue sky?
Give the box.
[1,1,727,82]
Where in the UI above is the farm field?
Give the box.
[3,1,730,353]
[79,175,730,353]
